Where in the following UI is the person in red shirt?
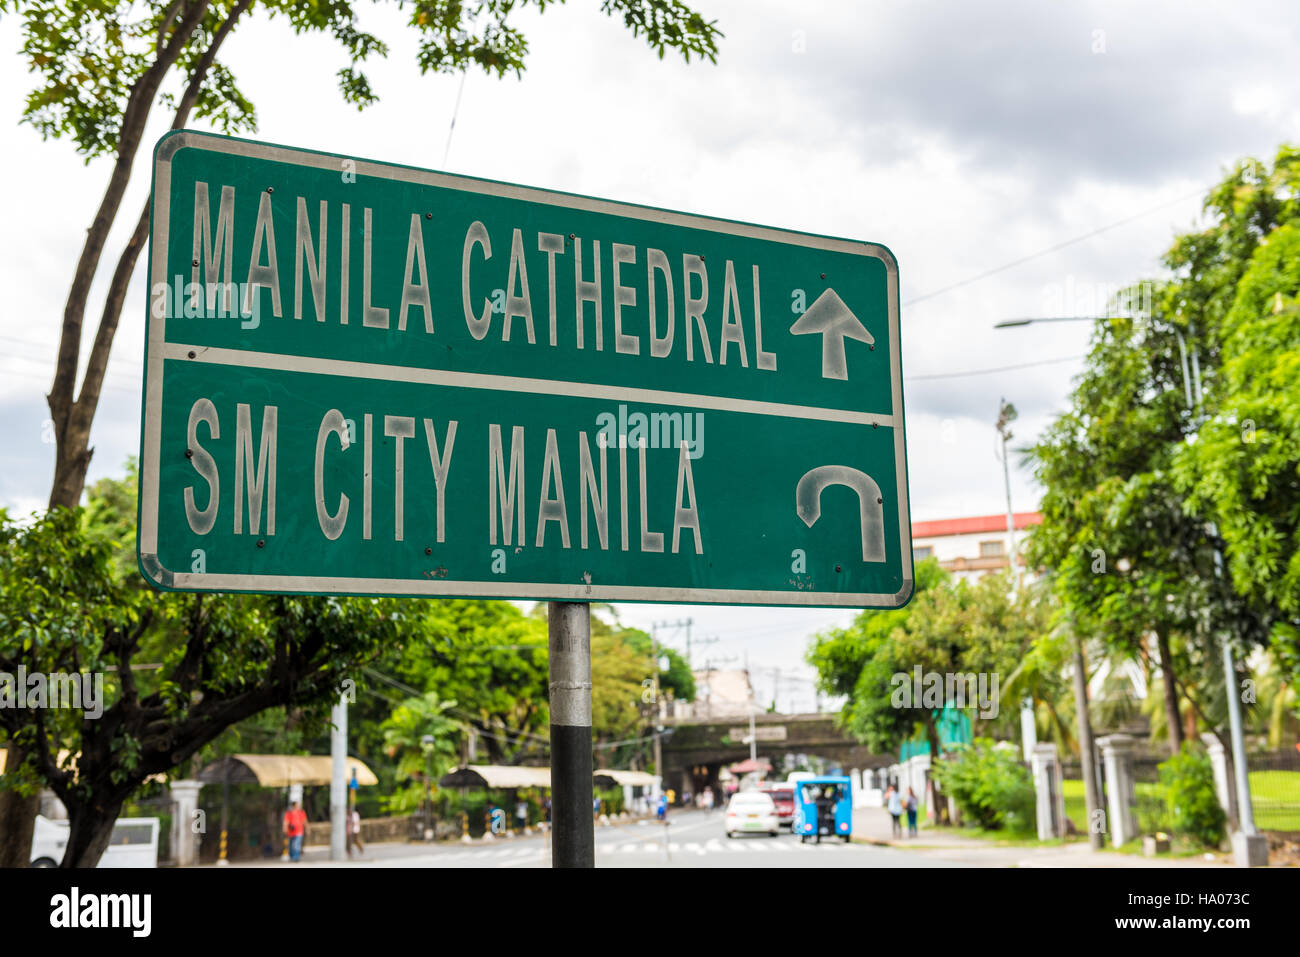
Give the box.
[283,801,308,862]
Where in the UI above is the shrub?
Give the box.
[932,739,1036,833]
[1158,744,1226,848]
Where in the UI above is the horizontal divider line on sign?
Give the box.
[164,570,904,607]
[160,342,894,428]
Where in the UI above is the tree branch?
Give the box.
[75,0,253,427]
[47,0,212,508]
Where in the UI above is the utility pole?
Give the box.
[330,691,348,862]
[548,601,594,868]
[649,623,663,797]
[652,617,698,665]
[688,632,718,668]
[996,398,1037,759]
[748,704,758,762]
[751,666,788,713]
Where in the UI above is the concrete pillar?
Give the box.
[1029,743,1066,840]
[169,780,204,867]
[1020,697,1038,761]
[1097,734,1138,847]
[1200,732,1239,833]
[1202,734,1268,865]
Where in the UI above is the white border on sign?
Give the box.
[139,131,913,608]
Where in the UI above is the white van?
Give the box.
[30,815,160,868]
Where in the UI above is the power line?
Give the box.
[442,71,468,168]
[908,353,1086,381]
[903,187,1205,307]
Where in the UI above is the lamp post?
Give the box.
[995,397,1021,593]
[996,315,1263,863]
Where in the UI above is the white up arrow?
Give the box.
[789,288,873,380]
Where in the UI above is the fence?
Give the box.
[1061,745,1300,837]
[1245,748,1300,833]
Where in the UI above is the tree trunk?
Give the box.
[0,744,42,868]
[1155,624,1183,755]
[46,0,212,511]
[922,713,948,825]
[70,0,253,489]
[60,796,127,869]
[1072,634,1104,850]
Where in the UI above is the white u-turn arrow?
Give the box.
[796,465,887,563]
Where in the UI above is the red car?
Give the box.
[760,785,796,828]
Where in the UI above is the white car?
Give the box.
[724,791,779,838]
[30,815,160,868]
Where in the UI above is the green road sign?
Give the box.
[139,132,912,607]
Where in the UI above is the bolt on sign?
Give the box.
[138,132,912,607]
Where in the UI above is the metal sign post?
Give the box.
[548,601,594,867]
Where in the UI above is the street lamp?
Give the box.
[995,397,1020,593]
[996,315,1263,863]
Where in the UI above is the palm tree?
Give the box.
[380,693,461,815]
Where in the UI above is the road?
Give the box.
[232,809,966,868]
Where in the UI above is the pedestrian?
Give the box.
[905,787,919,837]
[656,793,667,821]
[702,787,714,813]
[515,797,528,833]
[283,800,308,862]
[346,804,364,858]
[885,785,902,838]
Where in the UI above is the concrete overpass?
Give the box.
[660,712,890,799]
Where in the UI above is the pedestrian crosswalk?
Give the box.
[605,837,847,855]
[390,834,859,867]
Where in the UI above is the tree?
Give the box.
[1000,610,1075,754]
[1174,203,1300,699]
[0,504,413,866]
[1026,146,1300,767]
[806,558,949,706]
[0,1,722,861]
[379,692,460,814]
[808,562,1033,758]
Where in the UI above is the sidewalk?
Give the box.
[852,805,1231,867]
[852,805,995,850]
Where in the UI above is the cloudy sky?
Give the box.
[2,0,1297,710]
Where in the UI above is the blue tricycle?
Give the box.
[792,776,852,843]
